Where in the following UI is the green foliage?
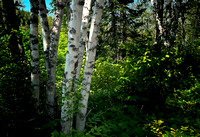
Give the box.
[88,38,200,136]
[56,29,68,94]
[0,27,36,136]
[1,1,200,136]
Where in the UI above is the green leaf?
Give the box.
[165,55,170,58]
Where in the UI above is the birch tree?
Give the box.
[39,0,64,118]
[39,0,50,69]
[30,0,40,108]
[165,0,172,48]
[76,0,104,131]
[76,0,92,86]
[61,0,84,134]
[151,0,164,41]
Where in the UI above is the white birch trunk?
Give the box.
[30,0,40,108]
[76,0,92,84]
[47,0,64,118]
[39,0,50,67]
[151,0,164,40]
[165,0,172,48]
[61,0,84,134]
[76,0,104,131]
[39,0,64,118]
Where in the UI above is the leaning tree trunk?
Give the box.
[76,0,104,131]
[39,0,64,119]
[75,0,92,129]
[61,0,84,134]
[46,0,64,119]
[76,0,92,86]
[30,0,40,108]
[39,0,50,68]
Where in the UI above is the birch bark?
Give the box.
[47,0,64,118]
[61,0,84,134]
[151,0,163,40]
[30,0,40,108]
[39,0,50,68]
[76,0,104,131]
[165,0,172,48]
[39,0,64,118]
[76,0,92,84]
[151,0,164,53]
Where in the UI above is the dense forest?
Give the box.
[0,0,200,136]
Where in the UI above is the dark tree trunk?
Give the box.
[2,0,23,61]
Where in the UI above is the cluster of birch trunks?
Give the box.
[29,0,104,134]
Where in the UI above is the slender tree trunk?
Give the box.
[76,0,104,131]
[39,0,64,118]
[151,0,163,39]
[75,0,92,129]
[39,0,50,68]
[76,0,92,84]
[165,0,172,48]
[66,0,72,24]
[151,0,164,53]
[171,0,180,48]
[48,0,65,118]
[30,0,40,108]
[191,6,199,54]
[61,0,84,134]
[181,11,186,55]
[2,0,22,61]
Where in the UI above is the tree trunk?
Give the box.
[171,0,180,48]
[76,0,104,131]
[39,0,64,119]
[61,0,84,134]
[181,10,186,55]
[46,0,64,119]
[75,0,92,129]
[76,0,92,85]
[2,0,23,61]
[30,0,40,108]
[165,0,172,48]
[191,5,199,54]
[39,0,50,68]
[151,0,164,53]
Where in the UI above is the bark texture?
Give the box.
[46,0,64,119]
[39,0,50,67]
[61,0,84,134]
[165,0,172,48]
[76,0,92,84]
[191,5,199,54]
[30,0,40,107]
[171,0,181,47]
[76,0,104,131]
[39,0,64,118]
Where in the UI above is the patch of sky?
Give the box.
[19,0,53,16]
